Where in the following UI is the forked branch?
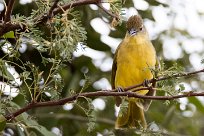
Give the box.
[4,68,204,121]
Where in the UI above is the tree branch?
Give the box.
[4,68,204,121]
[4,0,16,22]
[4,90,204,121]
[0,22,27,37]
[123,68,204,92]
[53,0,101,15]
[36,0,101,24]
[36,0,60,24]
[48,0,60,18]
[0,0,118,37]
[97,4,120,20]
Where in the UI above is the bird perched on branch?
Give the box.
[111,15,157,129]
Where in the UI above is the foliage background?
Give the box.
[1,0,204,135]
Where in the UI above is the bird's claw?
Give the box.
[116,87,124,92]
[143,79,151,87]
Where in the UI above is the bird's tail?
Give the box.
[115,100,147,129]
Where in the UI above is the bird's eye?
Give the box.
[139,27,143,31]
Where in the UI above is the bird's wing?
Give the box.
[111,52,117,89]
[111,42,123,107]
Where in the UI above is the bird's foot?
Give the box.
[143,79,151,87]
[116,86,124,92]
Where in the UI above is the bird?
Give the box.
[111,15,157,129]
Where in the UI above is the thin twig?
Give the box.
[97,4,119,20]
[36,0,101,24]
[4,68,204,120]
[4,0,16,22]
[48,0,60,18]
[123,68,204,92]
[4,90,204,121]
[155,68,204,82]
[0,0,101,36]
[0,0,119,36]
[53,0,101,15]
[38,0,60,23]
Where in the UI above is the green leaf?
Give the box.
[179,84,185,91]
[0,114,6,131]
[10,102,56,136]
[80,74,91,93]
[0,60,15,81]
[77,97,96,132]
[2,31,15,39]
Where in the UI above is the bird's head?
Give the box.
[126,15,146,36]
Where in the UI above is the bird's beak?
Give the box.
[129,28,137,36]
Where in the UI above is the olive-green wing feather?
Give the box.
[111,54,117,90]
[111,43,123,107]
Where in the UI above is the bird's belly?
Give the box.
[116,65,153,86]
[115,44,156,95]
[115,63,152,95]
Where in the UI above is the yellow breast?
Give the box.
[115,34,156,95]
